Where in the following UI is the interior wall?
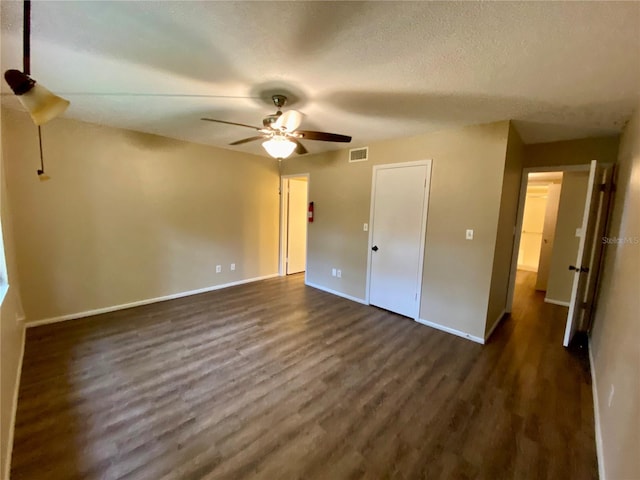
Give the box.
[545,171,589,304]
[524,136,619,168]
[517,191,547,271]
[0,107,26,480]
[486,122,523,336]
[2,108,279,322]
[590,104,639,480]
[282,120,510,339]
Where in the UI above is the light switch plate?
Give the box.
[466,229,474,240]
[363,223,368,232]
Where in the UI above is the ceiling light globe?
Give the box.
[262,137,296,159]
[4,70,70,125]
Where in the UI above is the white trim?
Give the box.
[304,281,368,305]
[589,338,606,480]
[484,309,507,342]
[506,163,592,313]
[3,324,25,480]
[366,159,432,319]
[544,298,571,307]
[24,274,278,328]
[415,317,485,344]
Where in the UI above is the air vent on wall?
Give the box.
[349,147,368,163]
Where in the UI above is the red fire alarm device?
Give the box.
[308,201,314,223]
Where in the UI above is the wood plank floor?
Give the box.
[11,271,597,479]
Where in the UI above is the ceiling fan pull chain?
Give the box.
[37,125,45,176]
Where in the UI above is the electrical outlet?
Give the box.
[230,263,236,271]
[337,269,342,278]
[466,229,474,240]
[331,268,337,277]
[216,265,222,273]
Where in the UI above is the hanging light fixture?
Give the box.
[3,0,69,126]
[4,70,69,125]
[262,136,296,159]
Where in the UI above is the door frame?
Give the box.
[279,173,310,278]
[365,159,432,320]
[506,163,591,313]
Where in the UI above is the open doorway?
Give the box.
[507,163,613,346]
[516,172,563,296]
[280,174,309,276]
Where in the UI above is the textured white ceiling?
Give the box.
[1,1,639,157]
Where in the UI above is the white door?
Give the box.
[563,161,612,346]
[368,161,431,319]
[286,178,308,274]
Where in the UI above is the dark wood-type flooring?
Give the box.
[11,271,597,479]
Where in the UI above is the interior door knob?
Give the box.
[569,265,589,273]
[372,245,379,252]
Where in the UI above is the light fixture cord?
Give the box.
[37,126,45,174]
[23,0,31,75]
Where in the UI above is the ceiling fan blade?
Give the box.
[274,110,304,132]
[291,139,308,155]
[296,130,352,142]
[229,135,267,146]
[201,118,262,131]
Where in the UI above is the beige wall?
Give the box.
[486,123,523,336]
[283,120,510,339]
[590,104,639,480]
[2,109,280,322]
[0,107,26,480]
[545,171,589,304]
[524,136,619,168]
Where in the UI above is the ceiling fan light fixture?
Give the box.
[262,136,296,159]
[4,69,69,125]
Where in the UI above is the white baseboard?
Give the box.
[544,297,570,307]
[25,274,279,328]
[588,338,606,480]
[3,324,25,480]
[415,318,484,344]
[304,281,368,305]
[484,309,507,343]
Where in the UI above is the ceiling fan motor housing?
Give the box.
[272,94,287,109]
[263,112,282,127]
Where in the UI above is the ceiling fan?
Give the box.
[201,94,351,159]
